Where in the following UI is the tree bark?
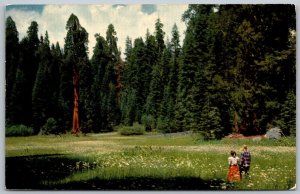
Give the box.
[72,69,80,134]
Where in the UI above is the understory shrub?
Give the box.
[141,114,155,131]
[156,117,175,133]
[156,117,167,133]
[200,130,223,141]
[118,123,145,136]
[6,125,33,137]
[40,118,59,135]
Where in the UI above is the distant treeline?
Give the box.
[6,5,296,138]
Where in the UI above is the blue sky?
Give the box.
[5,4,188,58]
[6,4,158,15]
[6,5,44,13]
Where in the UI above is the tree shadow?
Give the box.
[6,154,227,190]
[5,154,91,189]
[52,176,226,190]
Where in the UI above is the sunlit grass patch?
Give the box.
[51,146,228,185]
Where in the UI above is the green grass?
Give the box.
[5,132,296,190]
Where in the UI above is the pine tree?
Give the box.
[91,34,109,132]
[278,91,296,136]
[48,42,63,132]
[78,59,94,133]
[207,7,234,135]
[10,21,40,126]
[159,24,181,132]
[155,18,166,55]
[198,101,224,140]
[143,19,167,130]
[130,37,147,122]
[120,36,137,125]
[144,63,163,118]
[141,30,156,106]
[32,32,53,133]
[10,68,26,125]
[120,87,137,126]
[105,24,121,130]
[59,53,74,131]
[175,5,214,132]
[91,24,121,131]
[5,17,19,125]
[26,21,40,92]
[157,43,172,132]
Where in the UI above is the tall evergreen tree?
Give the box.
[201,5,234,135]
[11,21,40,126]
[48,42,63,131]
[155,18,166,55]
[91,24,121,131]
[143,19,167,130]
[159,24,181,132]
[130,37,147,122]
[278,91,296,136]
[198,101,224,140]
[175,5,214,132]
[5,17,19,125]
[61,13,89,133]
[103,24,121,130]
[120,36,137,125]
[91,34,109,132]
[32,32,53,133]
[142,30,156,103]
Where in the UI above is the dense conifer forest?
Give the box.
[6,5,296,139]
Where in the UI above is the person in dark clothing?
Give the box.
[240,145,251,179]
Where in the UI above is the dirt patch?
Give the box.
[224,133,265,140]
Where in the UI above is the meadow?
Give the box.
[5,132,296,190]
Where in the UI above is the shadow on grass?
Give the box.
[5,154,88,190]
[52,177,226,190]
[6,154,226,190]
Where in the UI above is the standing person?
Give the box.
[240,145,251,179]
[227,150,241,183]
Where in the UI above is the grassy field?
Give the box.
[5,132,296,190]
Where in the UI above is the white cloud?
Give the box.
[6,4,188,59]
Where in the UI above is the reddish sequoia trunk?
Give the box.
[72,69,80,134]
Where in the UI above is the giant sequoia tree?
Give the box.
[62,14,89,133]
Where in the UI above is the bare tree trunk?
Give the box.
[72,69,80,134]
